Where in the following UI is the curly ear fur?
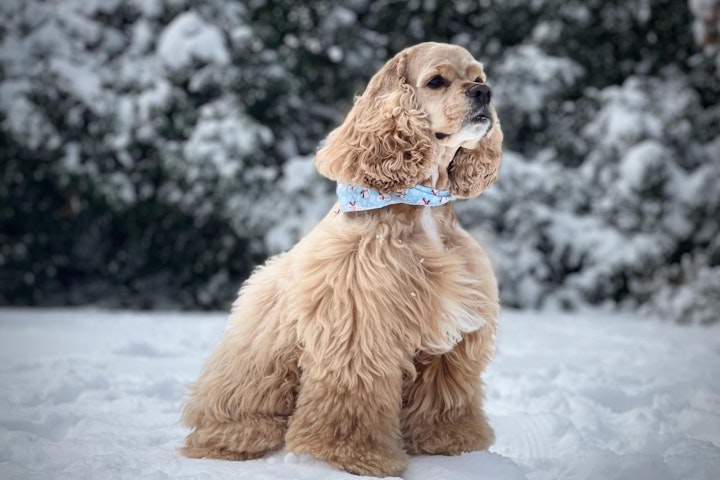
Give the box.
[315,53,435,193]
[448,120,503,199]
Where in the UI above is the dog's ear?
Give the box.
[448,119,503,199]
[315,52,435,193]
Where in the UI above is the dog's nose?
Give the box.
[466,84,491,104]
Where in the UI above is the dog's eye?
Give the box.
[474,77,483,83]
[426,76,447,89]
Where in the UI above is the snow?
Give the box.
[264,156,336,253]
[1,308,718,480]
[49,58,105,113]
[183,100,273,181]
[157,12,231,71]
[3,96,61,151]
[617,141,670,193]
[586,84,662,150]
[128,0,162,19]
[494,45,584,119]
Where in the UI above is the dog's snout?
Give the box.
[465,84,491,104]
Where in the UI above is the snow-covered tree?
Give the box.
[0,0,276,307]
[1,0,718,321]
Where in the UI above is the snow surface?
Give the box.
[0,308,719,480]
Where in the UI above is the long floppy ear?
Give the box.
[314,52,435,193]
[448,118,503,199]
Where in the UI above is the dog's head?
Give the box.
[315,42,503,199]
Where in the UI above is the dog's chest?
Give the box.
[420,168,446,250]
[415,220,488,353]
[420,207,444,249]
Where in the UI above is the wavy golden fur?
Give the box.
[181,42,504,477]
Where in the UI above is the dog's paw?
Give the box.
[329,446,409,477]
[290,440,409,477]
[180,445,268,461]
[181,415,287,462]
[405,415,495,456]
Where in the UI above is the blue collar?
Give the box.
[336,183,455,212]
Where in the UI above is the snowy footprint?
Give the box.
[491,412,580,462]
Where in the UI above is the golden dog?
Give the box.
[181,42,503,477]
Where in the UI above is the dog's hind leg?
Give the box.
[181,255,300,460]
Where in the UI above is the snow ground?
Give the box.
[0,308,718,480]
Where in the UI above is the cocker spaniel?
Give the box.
[181,42,503,477]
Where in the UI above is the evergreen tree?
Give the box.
[0,0,718,321]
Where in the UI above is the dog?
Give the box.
[181,42,503,477]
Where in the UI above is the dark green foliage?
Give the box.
[0,0,718,320]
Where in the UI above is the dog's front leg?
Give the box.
[285,358,408,477]
[401,327,495,455]
[285,311,410,477]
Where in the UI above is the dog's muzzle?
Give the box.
[435,85,493,139]
[465,84,492,124]
[465,84,491,106]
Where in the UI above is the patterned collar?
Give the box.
[336,183,455,212]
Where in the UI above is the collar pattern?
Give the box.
[336,183,455,212]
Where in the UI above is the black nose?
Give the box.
[465,84,491,104]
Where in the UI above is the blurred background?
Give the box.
[0,0,718,322]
